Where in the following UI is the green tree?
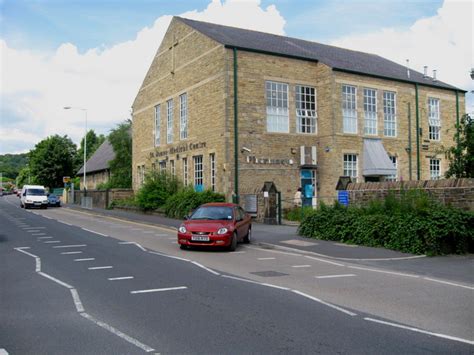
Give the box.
[445,114,474,178]
[16,166,36,188]
[28,135,78,189]
[108,120,132,188]
[0,153,28,179]
[77,129,106,168]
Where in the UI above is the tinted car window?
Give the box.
[190,206,234,220]
[27,189,46,196]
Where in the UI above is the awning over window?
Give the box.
[363,139,397,176]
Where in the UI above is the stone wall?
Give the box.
[73,188,134,209]
[346,178,474,210]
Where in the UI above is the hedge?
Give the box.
[163,188,225,219]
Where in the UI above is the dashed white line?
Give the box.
[61,251,83,255]
[347,266,419,278]
[88,266,113,270]
[258,257,276,260]
[32,233,46,236]
[44,241,61,244]
[38,236,53,239]
[316,274,356,279]
[108,276,134,281]
[364,317,474,345]
[304,255,345,267]
[53,244,87,249]
[231,251,246,254]
[74,258,95,262]
[291,265,311,268]
[423,277,474,290]
[130,286,187,294]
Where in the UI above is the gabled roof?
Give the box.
[177,17,462,92]
[77,139,115,175]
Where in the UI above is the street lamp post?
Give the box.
[64,106,88,191]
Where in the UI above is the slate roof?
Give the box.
[77,139,115,175]
[177,17,461,91]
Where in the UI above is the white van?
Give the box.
[20,185,48,209]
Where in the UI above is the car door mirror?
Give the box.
[23,192,26,196]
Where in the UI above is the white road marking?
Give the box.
[24,227,46,230]
[74,258,95,262]
[292,290,357,317]
[149,251,190,262]
[61,251,83,255]
[25,230,41,233]
[245,246,301,256]
[347,266,419,278]
[119,241,147,251]
[142,231,155,234]
[316,274,356,279]
[334,243,358,248]
[57,220,72,226]
[53,244,87,249]
[0,348,9,355]
[304,255,345,267]
[231,251,246,254]
[32,233,46,236]
[88,266,113,270]
[38,236,53,239]
[70,289,84,312]
[364,317,474,345]
[80,313,155,353]
[262,283,290,291]
[108,276,134,281]
[44,241,61,244]
[38,272,73,289]
[81,228,108,237]
[222,274,268,286]
[258,257,276,260]
[191,261,220,276]
[291,265,311,268]
[423,277,474,290]
[130,286,187,294]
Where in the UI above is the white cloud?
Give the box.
[329,0,474,114]
[0,0,285,154]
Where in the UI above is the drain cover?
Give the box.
[250,271,289,277]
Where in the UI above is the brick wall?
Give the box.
[346,178,474,210]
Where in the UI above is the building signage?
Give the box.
[246,156,294,165]
[149,141,207,159]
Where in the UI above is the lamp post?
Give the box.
[64,106,88,191]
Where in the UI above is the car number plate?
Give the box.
[191,235,210,241]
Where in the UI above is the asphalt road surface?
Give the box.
[1,195,473,354]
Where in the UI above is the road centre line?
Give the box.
[130,286,187,294]
[364,317,474,346]
[74,258,95,262]
[88,266,113,270]
[316,274,356,279]
[423,277,474,290]
[61,251,83,255]
[347,266,419,278]
[108,276,134,281]
[304,255,345,267]
[81,228,108,237]
[53,244,87,249]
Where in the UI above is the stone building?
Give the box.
[132,17,465,208]
[77,139,114,190]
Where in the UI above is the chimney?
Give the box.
[433,69,437,81]
[423,66,428,78]
[406,59,410,78]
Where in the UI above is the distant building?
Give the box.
[77,139,115,190]
[132,17,466,207]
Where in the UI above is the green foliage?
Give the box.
[298,192,474,256]
[16,167,36,188]
[135,170,181,211]
[96,182,112,190]
[445,113,474,178]
[164,187,225,219]
[284,206,316,222]
[77,129,106,169]
[0,153,28,179]
[28,135,77,189]
[108,120,132,188]
[110,196,138,208]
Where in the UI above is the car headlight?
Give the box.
[217,227,228,235]
[178,226,187,233]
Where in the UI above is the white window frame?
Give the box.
[343,154,358,182]
[386,156,397,181]
[154,104,161,146]
[180,93,188,140]
[430,158,441,180]
[342,85,357,134]
[167,99,174,144]
[363,88,377,135]
[383,91,397,137]
[210,153,216,192]
[266,81,289,133]
[295,85,317,134]
[193,155,203,187]
[183,158,188,186]
[428,98,441,141]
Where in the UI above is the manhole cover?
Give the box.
[250,271,289,277]
[281,239,318,247]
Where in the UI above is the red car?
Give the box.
[177,203,252,251]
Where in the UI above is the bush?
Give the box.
[284,206,315,222]
[135,171,180,211]
[163,187,225,219]
[298,192,474,256]
[110,196,138,208]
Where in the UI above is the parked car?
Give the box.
[47,193,61,207]
[20,185,48,209]
[177,203,252,251]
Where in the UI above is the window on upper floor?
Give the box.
[343,154,358,182]
[342,85,357,134]
[266,81,289,133]
[180,93,188,140]
[383,91,397,137]
[167,99,174,144]
[363,88,377,135]
[154,104,161,146]
[295,85,317,134]
[428,98,441,141]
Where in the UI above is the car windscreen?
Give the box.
[26,189,46,196]
[190,206,234,220]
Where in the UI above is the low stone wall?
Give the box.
[346,178,474,211]
[73,188,134,209]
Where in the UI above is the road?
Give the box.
[1,195,473,354]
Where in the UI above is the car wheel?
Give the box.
[243,227,251,244]
[180,244,188,250]
[228,232,237,252]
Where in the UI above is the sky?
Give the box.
[0,0,473,155]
